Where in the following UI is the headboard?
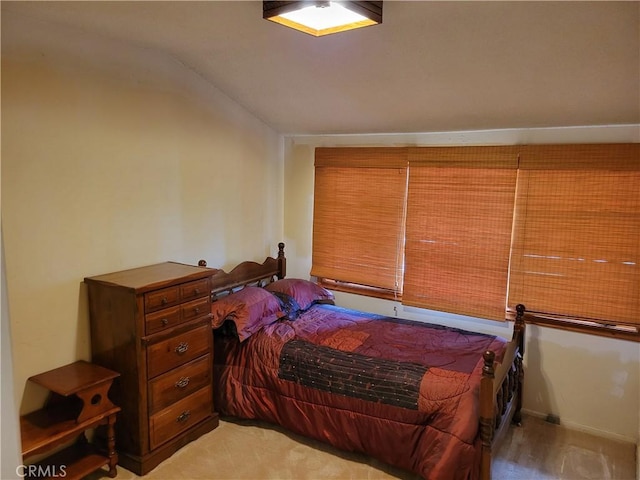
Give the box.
[198,242,286,296]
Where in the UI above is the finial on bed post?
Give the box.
[482,351,495,379]
[277,242,286,279]
[198,259,207,267]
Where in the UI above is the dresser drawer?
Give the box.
[149,385,212,450]
[147,325,210,379]
[181,297,210,323]
[148,355,211,414]
[145,286,180,313]
[145,306,181,335]
[180,278,210,302]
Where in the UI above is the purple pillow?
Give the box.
[211,286,284,341]
[265,279,334,311]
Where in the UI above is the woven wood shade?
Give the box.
[508,144,640,326]
[310,143,638,331]
[403,147,519,321]
[311,148,408,294]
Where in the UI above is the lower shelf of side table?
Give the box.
[24,442,114,480]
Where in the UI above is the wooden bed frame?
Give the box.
[200,242,525,480]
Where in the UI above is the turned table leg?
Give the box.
[106,414,118,478]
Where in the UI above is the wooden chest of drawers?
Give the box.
[85,262,219,475]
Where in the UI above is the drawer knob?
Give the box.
[194,288,201,295]
[175,376,190,389]
[161,297,168,305]
[161,318,169,326]
[177,410,191,423]
[175,342,189,355]
[194,307,201,315]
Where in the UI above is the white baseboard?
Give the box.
[521,409,637,445]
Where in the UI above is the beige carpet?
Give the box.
[93,417,418,480]
[90,415,636,480]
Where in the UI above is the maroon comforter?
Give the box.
[214,304,506,480]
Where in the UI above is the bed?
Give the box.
[199,243,525,480]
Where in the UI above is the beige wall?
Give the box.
[1,13,283,416]
[283,128,640,444]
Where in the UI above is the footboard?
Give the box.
[479,304,526,480]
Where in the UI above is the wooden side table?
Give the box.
[20,360,121,479]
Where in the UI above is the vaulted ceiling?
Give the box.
[3,1,639,135]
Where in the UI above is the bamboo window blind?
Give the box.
[311,143,639,334]
[508,144,640,327]
[403,146,519,321]
[311,147,408,296]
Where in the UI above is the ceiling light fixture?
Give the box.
[263,1,382,37]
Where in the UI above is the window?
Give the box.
[508,144,639,340]
[311,147,408,299]
[311,143,640,340]
[403,147,518,321]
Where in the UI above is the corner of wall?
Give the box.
[1,226,22,479]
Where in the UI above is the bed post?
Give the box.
[479,304,526,480]
[277,242,286,279]
[479,350,495,480]
[512,304,526,426]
